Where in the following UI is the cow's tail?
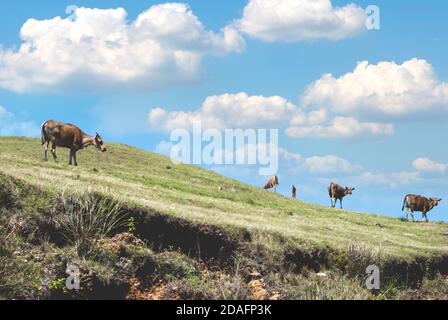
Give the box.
[402,195,408,211]
[41,121,48,146]
[328,182,334,196]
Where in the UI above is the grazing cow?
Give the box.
[328,183,355,209]
[292,185,297,199]
[41,120,106,166]
[264,176,279,192]
[402,194,442,222]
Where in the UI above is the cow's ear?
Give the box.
[352,188,355,191]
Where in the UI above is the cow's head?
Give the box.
[345,187,355,195]
[430,198,442,207]
[94,133,107,152]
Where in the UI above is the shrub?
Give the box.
[54,193,128,257]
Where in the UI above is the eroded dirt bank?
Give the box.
[1,175,448,300]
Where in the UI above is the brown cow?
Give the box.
[292,185,297,199]
[264,176,279,192]
[328,182,355,209]
[402,194,442,222]
[42,120,106,166]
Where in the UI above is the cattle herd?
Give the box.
[40,120,443,223]
[264,175,442,223]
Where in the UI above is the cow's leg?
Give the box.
[405,207,409,221]
[42,141,49,161]
[51,143,58,162]
[340,198,343,209]
[423,212,428,223]
[410,210,415,222]
[73,150,78,167]
[69,149,73,166]
[69,148,78,166]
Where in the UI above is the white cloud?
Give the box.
[338,157,448,190]
[149,92,298,131]
[304,155,362,174]
[286,116,394,138]
[236,0,366,42]
[279,147,303,164]
[344,171,420,189]
[290,107,393,139]
[287,58,448,139]
[280,147,361,174]
[413,158,448,174]
[0,4,245,93]
[149,91,394,139]
[0,106,40,137]
[227,145,361,175]
[303,58,448,119]
[315,156,448,189]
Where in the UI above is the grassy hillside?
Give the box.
[1,137,448,300]
[1,137,447,258]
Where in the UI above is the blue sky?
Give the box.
[1,0,447,221]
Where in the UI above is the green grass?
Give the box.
[1,136,447,260]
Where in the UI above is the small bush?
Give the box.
[54,193,128,257]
